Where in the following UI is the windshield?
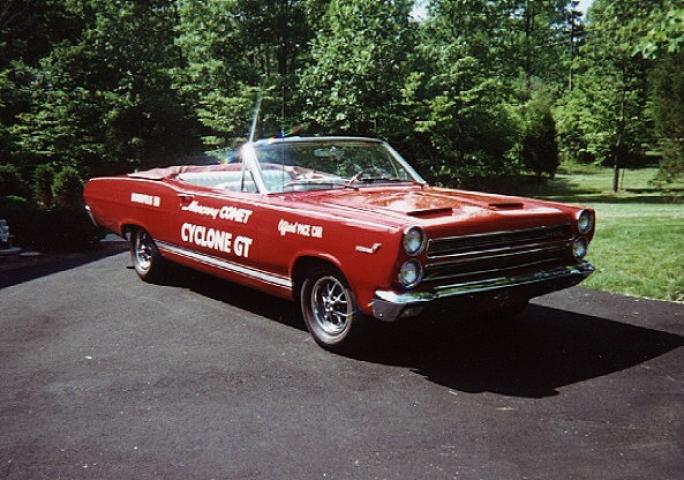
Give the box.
[251,140,423,193]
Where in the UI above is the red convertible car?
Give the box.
[84,137,595,351]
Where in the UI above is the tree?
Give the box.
[32,163,55,207]
[650,50,684,182]
[11,0,199,176]
[555,0,656,191]
[299,0,416,141]
[397,0,519,185]
[175,0,322,146]
[520,87,560,180]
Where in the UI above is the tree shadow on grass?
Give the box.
[161,264,684,399]
[493,175,683,204]
[542,194,684,204]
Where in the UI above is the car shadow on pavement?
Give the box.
[162,265,684,399]
[161,263,305,330]
[352,305,684,398]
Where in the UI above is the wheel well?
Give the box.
[291,256,343,297]
[120,224,141,241]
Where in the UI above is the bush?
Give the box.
[33,164,56,207]
[31,207,101,251]
[0,193,100,251]
[0,164,26,197]
[52,166,84,208]
[521,89,560,180]
[0,195,37,247]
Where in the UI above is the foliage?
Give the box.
[299,0,415,141]
[633,1,684,58]
[650,51,684,182]
[402,2,521,184]
[32,163,55,207]
[556,0,655,170]
[520,88,559,179]
[0,194,35,245]
[0,163,25,196]
[10,0,199,176]
[175,0,322,146]
[52,166,83,209]
[0,0,682,195]
[500,165,684,301]
[31,206,101,251]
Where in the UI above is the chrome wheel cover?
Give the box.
[310,275,352,336]
[134,231,153,272]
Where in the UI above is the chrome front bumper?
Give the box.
[371,262,595,322]
[84,205,98,227]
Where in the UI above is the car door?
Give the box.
[169,171,259,270]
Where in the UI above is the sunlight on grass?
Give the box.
[530,166,684,302]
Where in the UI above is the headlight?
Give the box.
[577,210,594,234]
[572,237,588,260]
[403,227,426,256]
[398,260,423,288]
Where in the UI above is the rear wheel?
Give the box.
[130,229,165,282]
[300,266,367,352]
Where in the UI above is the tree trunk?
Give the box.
[613,69,627,193]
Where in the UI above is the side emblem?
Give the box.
[355,243,381,254]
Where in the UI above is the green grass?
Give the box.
[509,166,684,302]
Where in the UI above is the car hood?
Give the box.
[298,186,572,232]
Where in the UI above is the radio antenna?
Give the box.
[248,86,263,143]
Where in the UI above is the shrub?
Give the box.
[0,195,37,247]
[31,207,101,251]
[52,166,84,208]
[521,89,560,180]
[33,164,56,207]
[0,164,26,197]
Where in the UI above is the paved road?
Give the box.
[1,249,683,479]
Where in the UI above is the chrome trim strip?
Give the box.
[157,241,292,289]
[371,262,594,321]
[424,257,565,282]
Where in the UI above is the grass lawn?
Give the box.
[507,166,684,302]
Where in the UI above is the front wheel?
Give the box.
[130,229,165,283]
[300,266,368,352]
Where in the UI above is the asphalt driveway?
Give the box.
[1,248,682,479]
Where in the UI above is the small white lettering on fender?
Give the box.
[131,192,160,207]
[278,219,323,238]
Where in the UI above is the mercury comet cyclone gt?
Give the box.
[84,136,595,351]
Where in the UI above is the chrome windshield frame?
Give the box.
[242,137,428,194]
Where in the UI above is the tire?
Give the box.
[130,229,165,283]
[300,266,368,352]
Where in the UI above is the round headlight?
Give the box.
[572,237,588,260]
[577,210,594,234]
[399,260,423,288]
[403,227,426,256]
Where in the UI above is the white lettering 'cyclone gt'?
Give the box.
[180,223,253,258]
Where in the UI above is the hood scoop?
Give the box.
[488,201,524,210]
[406,207,454,218]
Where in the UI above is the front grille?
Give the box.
[427,224,572,258]
[424,224,573,284]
